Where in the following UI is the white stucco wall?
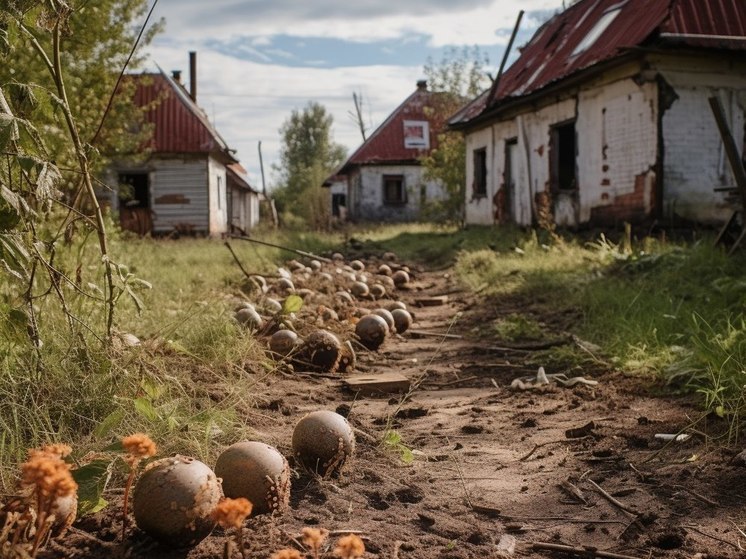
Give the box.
[465,53,746,228]
[349,165,445,221]
[655,55,746,224]
[207,156,228,237]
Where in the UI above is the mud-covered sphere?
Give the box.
[292,410,355,477]
[372,308,396,333]
[369,283,386,299]
[350,281,369,298]
[235,307,263,331]
[350,260,365,272]
[392,270,410,286]
[214,442,290,516]
[355,314,388,350]
[269,329,299,357]
[391,308,413,334]
[296,330,342,373]
[133,456,222,548]
[377,264,392,276]
[385,300,407,311]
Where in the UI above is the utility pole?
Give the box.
[258,141,278,227]
[351,92,367,141]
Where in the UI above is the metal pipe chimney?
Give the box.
[189,51,197,102]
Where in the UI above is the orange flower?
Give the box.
[122,433,157,463]
[301,527,329,555]
[333,534,365,558]
[212,497,253,529]
[21,449,77,500]
[270,550,303,559]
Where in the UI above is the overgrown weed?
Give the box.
[454,226,746,439]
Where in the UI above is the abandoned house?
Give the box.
[105,53,260,236]
[450,0,746,228]
[324,81,449,222]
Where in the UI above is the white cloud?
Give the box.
[152,0,563,47]
[145,45,420,187]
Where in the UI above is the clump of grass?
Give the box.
[455,226,746,439]
[333,534,365,558]
[492,314,546,342]
[301,527,329,559]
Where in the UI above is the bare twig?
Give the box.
[230,235,332,262]
[683,524,741,550]
[531,541,643,559]
[585,479,637,515]
[519,435,593,462]
[672,484,720,507]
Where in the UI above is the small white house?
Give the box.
[324,81,448,222]
[451,0,746,229]
[107,54,260,236]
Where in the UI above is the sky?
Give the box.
[142,0,566,188]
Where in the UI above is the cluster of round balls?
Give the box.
[132,410,355,548]
[235,252,415,374]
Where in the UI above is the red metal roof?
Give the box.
[132,70,236,161]
[451,0,746,127]
[341,84,445,172]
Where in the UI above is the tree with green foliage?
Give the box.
[273,102,347,230]
[420,46,490,225]
[1,0,163,183]
[0,0,161,351]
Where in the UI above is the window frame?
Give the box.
[472,147,488,199]
[382,174,407,206]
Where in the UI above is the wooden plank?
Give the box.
[709,96,746,210]
[344,372,410,396]
[414,295,449,306]
[408,330,463,340]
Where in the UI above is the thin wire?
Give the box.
[90,0,160,145]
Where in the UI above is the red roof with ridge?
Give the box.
[451,0,746,127]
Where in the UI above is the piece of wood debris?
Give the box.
[408,330,463,339]
[559,480,588,504]
[530,542,643,559]
[344,372,410,396]
[414,295,449,306]
[565,421,596,439]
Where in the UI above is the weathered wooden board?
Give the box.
[344,372,410,396]
[414,295,449,306]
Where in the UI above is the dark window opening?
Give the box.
[383,175,406,205]
[332,193,346,217]
[501,138,518,222]
[118,172,150,208]
[550,121,577,191]
[473,148,487,198]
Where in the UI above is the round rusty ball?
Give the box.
[133,456,222,548]
[269,329,299,357]
[292,410,355,477]
[297,330,342,373]
[372,308,396,333]
[391,308,413,334]
[355,314,388,350]
[392,270,410,286]
[214,442,290,516]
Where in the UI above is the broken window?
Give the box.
[118,172,149,208]
[473,148,487,198]
[383,175,406,205]
[332,193,346,217]
[550,121,577,192]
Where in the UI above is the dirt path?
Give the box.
[50,264,745,558]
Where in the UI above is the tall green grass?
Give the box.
[455,231,746,440]
[0,224,338,490]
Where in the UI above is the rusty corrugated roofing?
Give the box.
[133,70,237,161]
[340,84,446,172]
[452,0,746,128]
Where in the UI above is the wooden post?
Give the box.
[708,96,746,209]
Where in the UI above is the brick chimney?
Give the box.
[417,80,427,91]
[189,51,197,102]
[172,70,182,83]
